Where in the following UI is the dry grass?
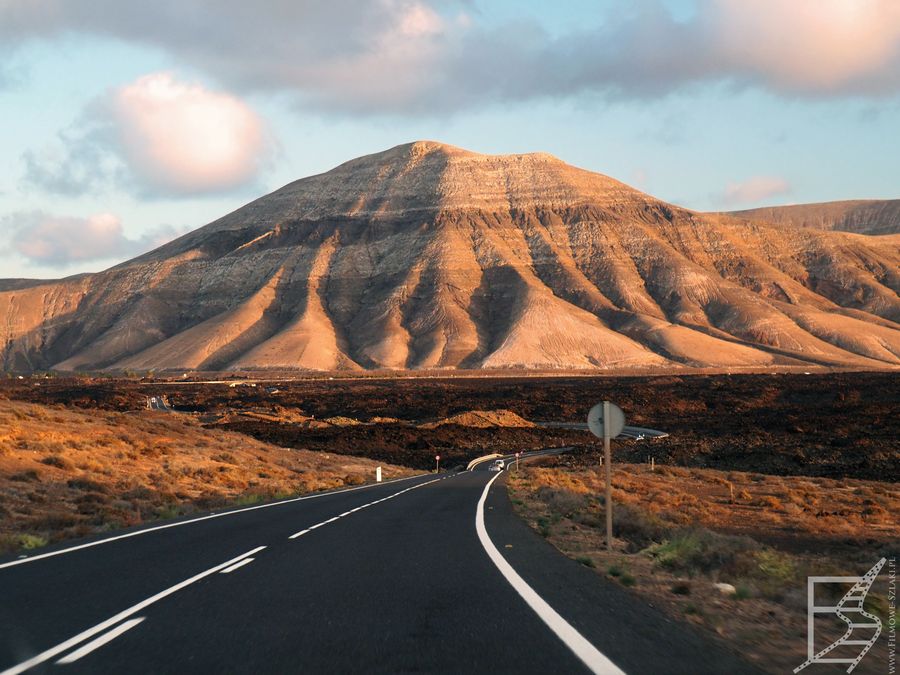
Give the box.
[0,400,413,554]
[507,462,898,675]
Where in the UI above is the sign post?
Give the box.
[435,454,440,473]
[515,452,520,472]
[587,401,626,552]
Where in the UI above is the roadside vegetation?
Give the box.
[0,399,412,555]
[507,458,898,675]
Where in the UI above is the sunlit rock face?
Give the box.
[2,141,899,372]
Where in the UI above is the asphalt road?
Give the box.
[0,450,759,674]
[146,396,171,411]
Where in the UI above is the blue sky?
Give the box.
[1,0,899,279]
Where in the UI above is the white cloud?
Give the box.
[2,1,900,114]
[710,0,900,93]
[23,73,272,197]
[110,73,269,194]
[719,176,791,207]
[4,211,188,267]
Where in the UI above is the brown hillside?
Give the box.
[728,199,900,236]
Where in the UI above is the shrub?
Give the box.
[536,516,552,538]
[41,455,72,470]
[535,486,589,517]
[11,469,40,482]
[67,478,107,493]
[734,585,752,600]
[756,495,783,510]
[751,549,797,598]
[614,503,669,550]
[0,533,48,554]
[647,528,762,577]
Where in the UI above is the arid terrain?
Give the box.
[2,371,896,478]
[0,398,411,554]
[2,142,898,374]
[1,371,896,671]
[507,457,897,674]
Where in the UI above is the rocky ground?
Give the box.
[2,371,897,479]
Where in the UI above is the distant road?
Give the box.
[145,396,171,412]
[538,422,670,439]
[0,449,755,674]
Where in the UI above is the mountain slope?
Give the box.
[727,199,900,235]
[2,141,899,372]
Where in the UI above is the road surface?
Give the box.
[146,396,171,412]
[0,450,758,674]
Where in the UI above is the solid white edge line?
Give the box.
[219,558,254,574]
[55,617,146,665]
[0,546,265,675]
[475,472,626,675]
[0,473,429,571]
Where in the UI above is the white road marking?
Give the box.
[219,558,254,574]
[475,473,626,675]
[55,618,146,665]
[287,476,446,540]
[0,474,428,571]
[0,546,265,675]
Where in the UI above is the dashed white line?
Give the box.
[287,476,445,540]
[219,558,255,574]
[55,618,146,665]
[0,546,265,675]
[0,473,428,571]
[475,473,626,675]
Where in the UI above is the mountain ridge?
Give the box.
[2,141,899,373]
[726,199,900,236]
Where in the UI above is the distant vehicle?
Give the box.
[489,459,505,472]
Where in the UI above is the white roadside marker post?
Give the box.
[587,401,626,553]
[376,466,382,482]
[435,454,440,473]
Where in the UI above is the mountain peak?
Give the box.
[199,141,643,236]
[3,141,897,374]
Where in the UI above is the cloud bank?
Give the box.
[718,176,792,207]
[24,73,271,197]
[4,211,187,267]
[2,0,900,115]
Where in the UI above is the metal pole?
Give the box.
[604,401,613,552]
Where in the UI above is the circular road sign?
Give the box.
[587,402,626,439]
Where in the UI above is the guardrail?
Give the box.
[466,453,504,471]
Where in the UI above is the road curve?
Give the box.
[0,451,759,674]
